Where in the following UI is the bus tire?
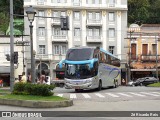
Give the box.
[75,89,79,92]
[97,80,102,91]
[114,80,118,88]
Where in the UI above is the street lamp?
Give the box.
[26,6,36,83]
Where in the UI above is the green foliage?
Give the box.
[0,12,9,35]
[13,83,55,96]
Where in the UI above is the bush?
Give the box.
[12,83,55,96]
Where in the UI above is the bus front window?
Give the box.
[65,64,93,79]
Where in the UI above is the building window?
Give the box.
[109,28,115,38]
[39,45,45,54]
[73,0,80,5]
[53,27,66,36]
[61,45,67,55]
[152,44,157,55]
[109,46,114,54]
[53,0,66,3]
[74,28,80,37]
[73,11,80,21]
[38,27,45,36]
[88,28,100,37]
[109,0,115,4]
[142,44,148,55]
[109,12,115,21]
[88,12,100,20]
[38,11,45,19]
[54,45,67,55]
[87,0,101,4]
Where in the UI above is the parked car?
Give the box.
[126,81,135,86]
[134,77,159,86]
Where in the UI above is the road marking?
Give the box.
[95,93,105,98]
[117,93,133,97]
[70,94,77,99]
[105,93,119,97]
[57,94,63,97]
[128,92,146,97]
[82,94,91,99]
[151,92,160,95]
[140,92,160,97]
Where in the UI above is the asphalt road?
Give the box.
[0,86,160,120]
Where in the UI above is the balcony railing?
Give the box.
[51,18,60,25]
[35,54,49,60]
[52,35,68,42]
[86,36,102,43]
[86,19,102,26]
[141,55,160,62]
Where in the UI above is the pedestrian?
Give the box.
[20,72,27,83]
[122,78,126,86]
[0,78,3,87]
[27,72,31,83]
[39,70,46,84]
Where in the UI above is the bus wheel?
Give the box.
[97,80,102,91]
[114,80,118,88]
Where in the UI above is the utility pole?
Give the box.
[10,0,14,92]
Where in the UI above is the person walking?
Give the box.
[20,72,27,83]
[39,70,46,84]
[27,72,31,83]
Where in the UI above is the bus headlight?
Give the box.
[85,79,92,83]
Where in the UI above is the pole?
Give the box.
[128,31,131,82]
[155,34,159,80]
[22,34,25,72]
[10,0,14,92]
[30,22,35,83]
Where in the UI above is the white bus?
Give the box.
[59,46,121,91]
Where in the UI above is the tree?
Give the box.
[128,0,150,25]
[0,0,24,35]
[0,12,9,35]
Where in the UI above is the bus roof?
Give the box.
[68,46,119,60]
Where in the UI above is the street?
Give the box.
[0,86,160,120]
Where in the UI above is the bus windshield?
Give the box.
[65,64,93,79]
[66,48,92,61]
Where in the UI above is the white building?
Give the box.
[24,0,128,80]
[0,36,27,86]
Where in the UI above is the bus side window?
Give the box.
[106,54,111,65]
[93,62,98,76]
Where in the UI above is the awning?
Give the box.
[131,69,156,71]
[131,62,160,69]
[0,66,10,73]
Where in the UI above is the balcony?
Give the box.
[86,19,102,26]
[52,35,68,42]
[51,18,61,26]
[35,54,50,60]
[86,36,102,43]
[108,4,115,7]
[141,55,160,62]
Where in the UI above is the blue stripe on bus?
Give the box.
[100,48,118,59]
[59,59,98,68]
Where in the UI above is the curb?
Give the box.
[0,98,73,108]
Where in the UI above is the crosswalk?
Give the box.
[55,92,160,99]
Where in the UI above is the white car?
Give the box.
[126,81,135,86]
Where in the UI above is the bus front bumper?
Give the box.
[65,83,93,89]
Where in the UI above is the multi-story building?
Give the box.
[128,24,160,80]
[23,0,128,80]
[0,36,26,86]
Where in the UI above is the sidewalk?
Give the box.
[0,87,10,90]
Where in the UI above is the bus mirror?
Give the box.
[59,60,65,68]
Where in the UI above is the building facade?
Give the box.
[128,24,160,80]
[23,0,128,80]
[0,36,27,86]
